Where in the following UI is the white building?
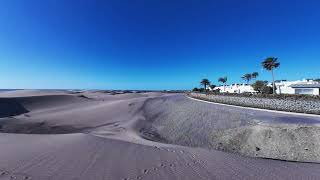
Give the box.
[212,83,256,93]
[273,79,319,95]
[209,79,320,95]
[289,84,320,95]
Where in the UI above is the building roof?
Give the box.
[289,84,320,88]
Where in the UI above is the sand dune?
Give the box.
[1,90,320,179]
[0,89,67,98]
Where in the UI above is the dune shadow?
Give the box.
[0,118,86,134]
[0,98,29,118]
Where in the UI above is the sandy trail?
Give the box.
[1,90,320,179]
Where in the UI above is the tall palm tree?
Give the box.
[241,73,252,84]
[262,57,280,94]
[218,76,227,92]
[252,72,259,79]
[200,79,210,91]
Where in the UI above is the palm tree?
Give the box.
[218,76,227,92]
[262,57,280,94]
[252,72,259,79]
[241,73,252,84]
[200,79,210,91]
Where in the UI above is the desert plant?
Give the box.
[218,76,228,91]
[252,80,275,94]
[252,80,267,93]
[262,57,280,94]
[261,85,274,94]
[200,79,210,91]
[192,87,199,92]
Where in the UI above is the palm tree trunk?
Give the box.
[272,69,275,94]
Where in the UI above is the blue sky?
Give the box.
[0,0,320,90]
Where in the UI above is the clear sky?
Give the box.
[0,0,320,90]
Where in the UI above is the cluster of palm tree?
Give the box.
[241,57,280,94]
[241,72,259,84]
[200,79,211,91]
[261,57,280,94]
[199,77,226,92]
[196,57,280,94]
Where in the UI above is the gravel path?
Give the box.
[190,93,320,114]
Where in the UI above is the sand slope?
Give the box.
[1,90,320,180]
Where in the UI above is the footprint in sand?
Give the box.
[0,170,9,176]
[160,163,166,168]
[123,161,178,180]
[143,169,148,174]
[113,123,119,127]
[4,172,32,180]
[152,146,185,155]
[122,167,152,180]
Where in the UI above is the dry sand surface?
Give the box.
[1,90,320,180]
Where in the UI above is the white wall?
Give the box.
[294,88,319,95]
[274,79,319,95]
[277,85,295,94]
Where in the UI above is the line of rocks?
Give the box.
[189,93,320,115]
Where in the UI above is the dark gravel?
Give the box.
[190,93,320,115]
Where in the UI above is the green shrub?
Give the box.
[192,87,200,92]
